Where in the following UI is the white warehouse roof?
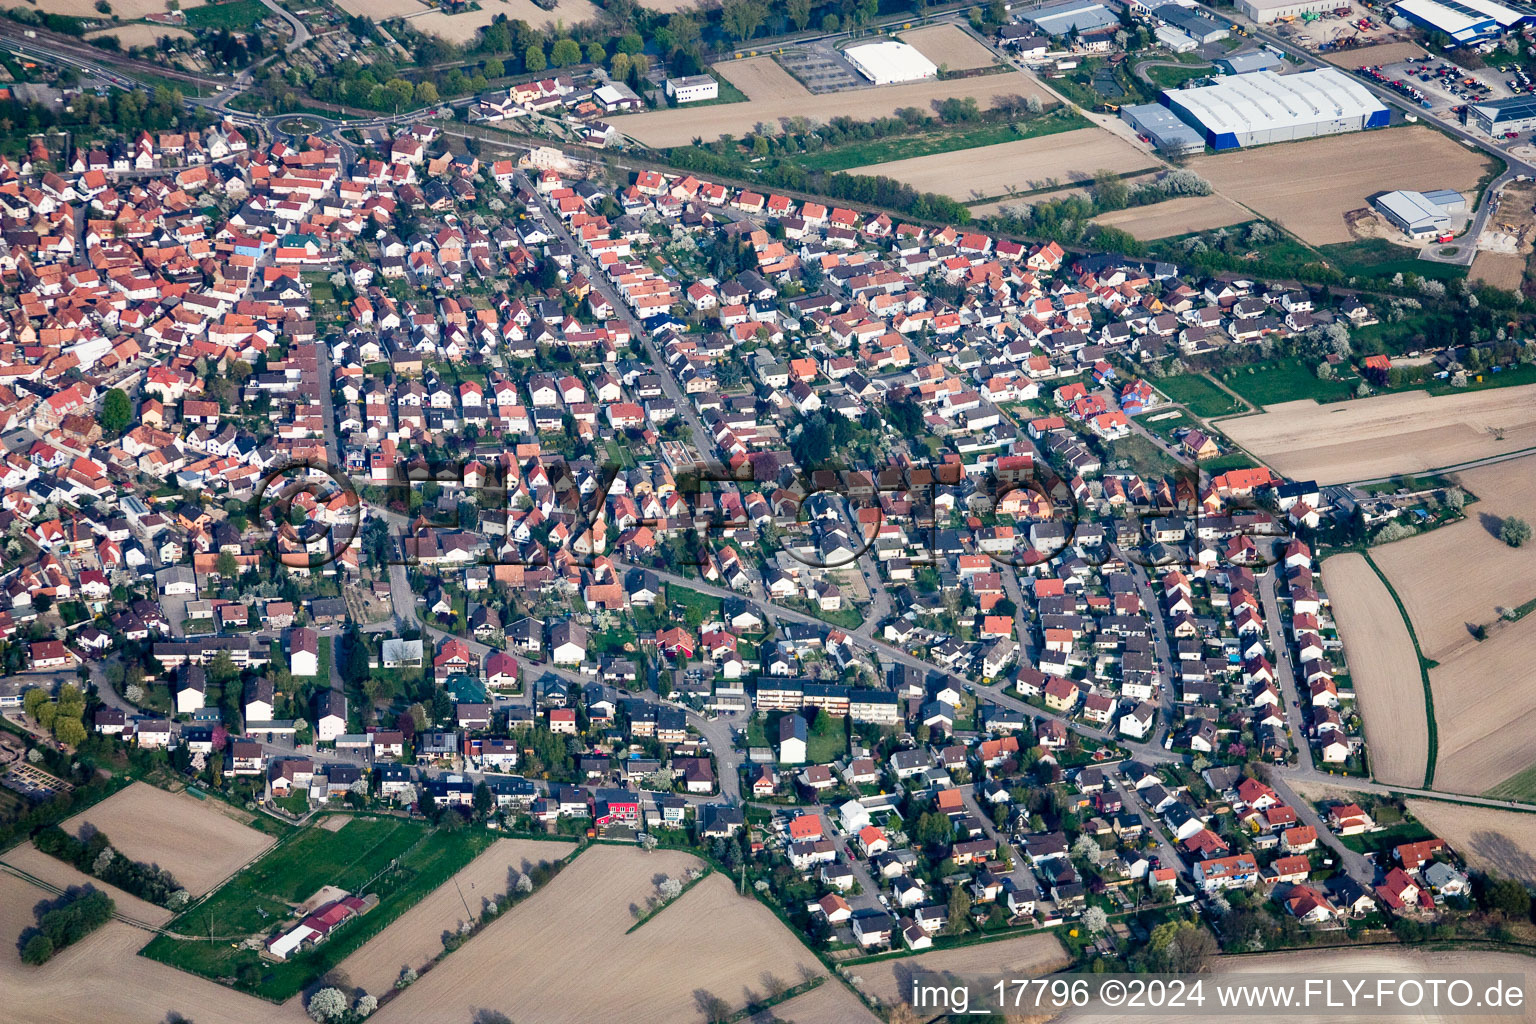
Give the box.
[1166,68,1387,136]
[1396,0,1527,29]
[843,41,939,85]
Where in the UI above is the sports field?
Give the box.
[143,815,493,1000]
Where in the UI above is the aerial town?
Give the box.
[0,0,1533,1022]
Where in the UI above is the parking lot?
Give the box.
[1362,56,1519,111]
[776,48,864,93]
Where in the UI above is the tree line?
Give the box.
[35,824,188,909]
[20,889,115,966]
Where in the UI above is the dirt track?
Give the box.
[1216,384,1536,484]
[374,845,822,1024]
[853,128,1155,201]
[335,837,574,998]
[621,58,1049,147]
[1191,128,1493,246]
[58,782,274,897]
[1319,554,1428,787]
[1093,193,1254,240]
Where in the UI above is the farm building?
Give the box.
[1216,50,1284,75]
[1236,0,1340,22]
[843,41,938,84]
[1391,0,1526,43]
[1018,0,1120,36]
[1162,68,1389,150]
[665,75,718,103]
[1121,103,1206,154]
[1468,94,1536,135]
[1372,189,1465,238]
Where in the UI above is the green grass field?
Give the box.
[807,711,848,764]
[1156,374,1244,418]
[1320,238,1468,282]
[185,0,269,29]
[142,816,493,1000]
[1485,763,1536,801]
[1216,359,1355,406]
[1110,433,1185,479]
[796,108,1092,172]
[1137,408,1189,442]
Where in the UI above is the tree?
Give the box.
[515,873,533,895]
[20,933,53,965]
[721,0,766,42]
[1445,486,1466,512]
[23,687,48,721]
[658,876,684,901]
[100,388,132,436]
[550,37,582,67]
[1144,920,1217,973]
[54,716,86,747]
[307,987,348,1023]
[1083,906,1109,933]
[472,780,493,820]
[585,41,606,65]
[610,51,632,81]
[356,994,378,1017]
[216,550,239,581]
[483,57,504,79]
[524,42,546,72]
[946,885,972,933]
[786,0,811,30]
[1479,875,1533,918]
[1501,516,1531,548]
[415,81,439,105]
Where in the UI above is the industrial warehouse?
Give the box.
[1372,188,1467,239]
[1468,94,1536,135]
[1390,0,1530,45]
[1162,67,1391,150]
[841,40,938,85]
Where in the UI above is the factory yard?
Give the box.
[1215,383,1536,484]
[334,837,574,1000]
[850,932,1069,1008]
[1319,553,1428,788]
[620,57,1049,148]
[57,782,275,897]
[373,845,823,1024]
[1405,801,1536,886]
[852,128,1155,201]
[1092,193,1253,239]
[1371,458,1536,661]
[1190,128,1495,245]
[899,24,999,71]
[1428,612,1536,797]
